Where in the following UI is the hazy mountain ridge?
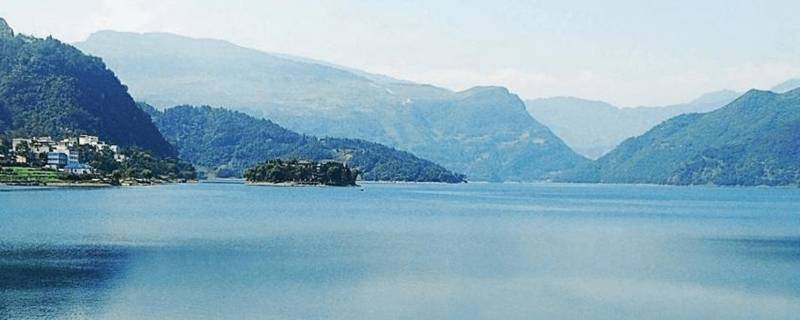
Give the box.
[143,104,466,183]
[527,79,800,159]
[75,31,418,112]
[0,20,175,156]
[525,90,740,159]
[560,88,800,186]
[76,31,586,181]
[771,78,800,93]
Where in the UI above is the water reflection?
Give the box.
[707,237,800,261]
[0,244,130,319]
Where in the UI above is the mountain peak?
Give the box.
[741,88,774,97]
[725,89,778,110]
[460,86,510,95]
[0,18,14,39]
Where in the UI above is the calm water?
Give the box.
[1,182,799,319]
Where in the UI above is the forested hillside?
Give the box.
[0,19,174,156]
[561,89,800,186]
[145,104,466,183]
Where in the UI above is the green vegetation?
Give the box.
[79,146,196,184]
[0,147,195,186]
[244,159,358,186]
[144,104,466,183]
[561,89,800,186]
[0,166,65,185]
[0,21,175,156]
[525,91,738,158]
[0,20,196,186]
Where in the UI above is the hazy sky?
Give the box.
[3,0,800,106]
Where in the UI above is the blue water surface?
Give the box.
[1,182,799,319]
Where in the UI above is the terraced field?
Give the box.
[0,167,65,184]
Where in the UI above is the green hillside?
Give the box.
[562,89,800,186]
[0,19,174,156]
[145,104,466,183]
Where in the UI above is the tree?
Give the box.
[244,159,358,186]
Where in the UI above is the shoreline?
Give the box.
[44,182,113,188]
[1,179,198,188]
[360,180,467,185]
[246,181,358,187]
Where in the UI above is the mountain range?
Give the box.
[526,91,740,159]
[142,104,466,183]
[75,31,587,181]
[6,20,798,187]
[0,19,464,183]
[771,79,800,93]
[560,88,800,186]
[526,79,800,159]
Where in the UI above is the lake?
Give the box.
[1,182,799,319]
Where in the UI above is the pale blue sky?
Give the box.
[3,0,800,106]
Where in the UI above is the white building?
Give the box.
[79,135,100,146]
[78,134,119,153]
[53,142,70,152]
[65,162,93,175]
[13,137,54,154]
[31,144,51,154]
[33,136,54,145]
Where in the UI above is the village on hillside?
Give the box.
[1,134,123,174]
[1,134,196,186]
[0,134,147,186]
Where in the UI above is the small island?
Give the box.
[244,159,359,186]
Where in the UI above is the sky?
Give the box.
[2,0,800,106]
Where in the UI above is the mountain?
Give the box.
[525,90,740,159]
[561,89,800,186]
[75,31,587,181]
[771,79,800,93]
[0,19,174,156]
[0,18,13,38]
[143,104,466,183]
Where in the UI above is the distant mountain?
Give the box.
[0,19,174,156]
[771,79,800,93]
[525,90,740,158]
[75,31,587,181]
[561,89,800,186]
[143,104,466,183]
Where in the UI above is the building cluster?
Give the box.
[3,135,123,175]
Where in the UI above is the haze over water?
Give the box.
[1,182,799,319]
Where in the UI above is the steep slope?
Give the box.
[75,31,586,181]
[403,87,588,181]
[526,90,739,158]
[145,104,466,183]
[562,89,800,186]
[0,20,174,156]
